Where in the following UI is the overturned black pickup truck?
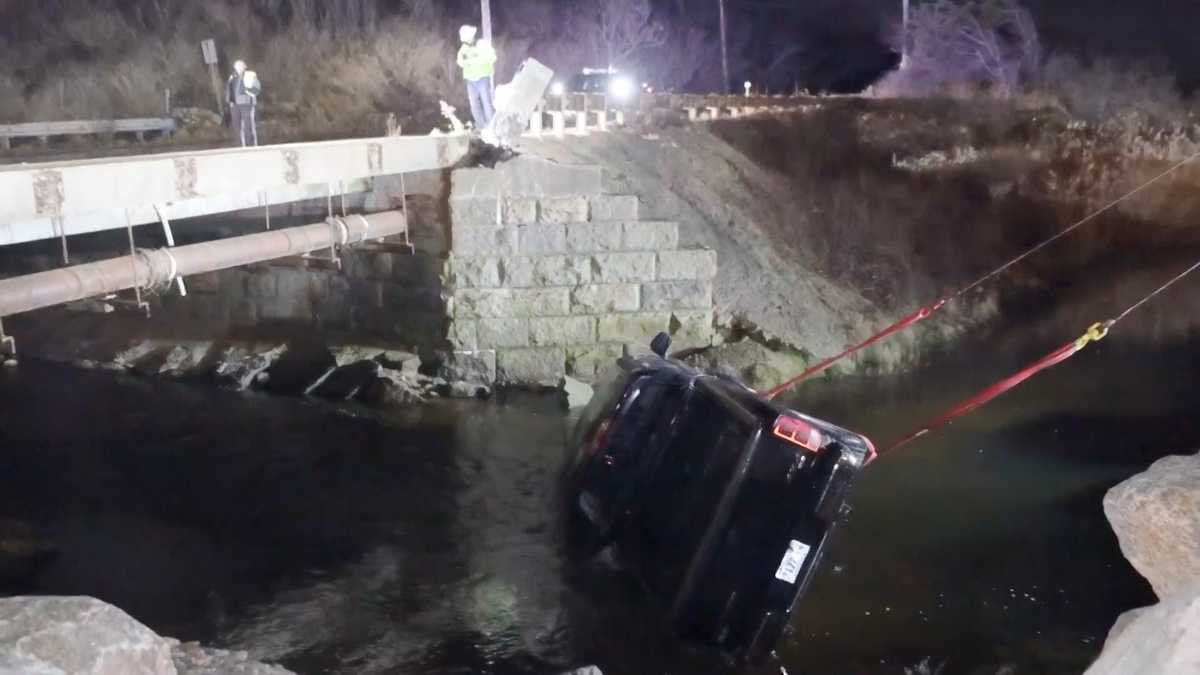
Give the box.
[562,334,876,663]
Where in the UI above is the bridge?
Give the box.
[0,133,471,358]
[0,57,563,362]
[0,61,806,369]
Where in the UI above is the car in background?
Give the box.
[549,67,649,104]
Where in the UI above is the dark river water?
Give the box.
[0,335,1196,675]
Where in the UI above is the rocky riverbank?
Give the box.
[14,313,500,409]
[0,596,293,675]
[1085,451,1200,674]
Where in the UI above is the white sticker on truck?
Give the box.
[774,540,812,584]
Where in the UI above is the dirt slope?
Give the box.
[519,98,1200,379]
[520,127,883,363]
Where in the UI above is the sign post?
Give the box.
[201,39,224,115]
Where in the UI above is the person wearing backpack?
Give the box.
[226,59,262,147]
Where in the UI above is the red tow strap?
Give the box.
[874,322,1113,460]
[763,299,947,400]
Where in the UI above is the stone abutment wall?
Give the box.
[443,156,717,385]
[39,156,719,387]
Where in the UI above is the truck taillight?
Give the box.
[772,415,823,453]
[585,418,612,458]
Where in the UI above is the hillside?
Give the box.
[520,98,1200,381]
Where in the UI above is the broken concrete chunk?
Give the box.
[157,342,214,378]
[563,376,594,409]
[307,360,383,401]
[378,350,422,376]
[438,350,498,385]
[214,344,288,390]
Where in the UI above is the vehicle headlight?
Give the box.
[608,76,635,102]
[550,82,565,97]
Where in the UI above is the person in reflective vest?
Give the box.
[456,25,497,130]
[226,60,262,147]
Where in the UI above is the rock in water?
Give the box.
[438,351,497,386]
[447,381,491,399]
[214,344,288,390]
[1084,584,1200,675]
[307,360,383,400]
[378,350,422,376]
[157,342,214,378]
[260,342,336,396]
[563,376,594,409]
[329,344,386,368]
[171,641,294,675]
[1103,452,1200,599]
[0,596,296,675]
[0,596,176,674]
[360,369,436,407]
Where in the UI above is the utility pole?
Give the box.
[481,0,493,41]
[718,0,730,93]
[901,0,910,68]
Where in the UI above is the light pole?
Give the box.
[719,0,730,93]
[901,0,909,68]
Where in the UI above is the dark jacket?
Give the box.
[226,72,261,107]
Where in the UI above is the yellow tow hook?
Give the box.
[1075,321,1114,351]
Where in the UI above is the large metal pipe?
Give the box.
[0,211,405,318]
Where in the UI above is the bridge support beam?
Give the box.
[0,135,469,229]
[0,210,405,318]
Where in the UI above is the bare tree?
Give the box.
[881,0,1040,97]
[585,0,667,68]
[259,0,379,37]
[644,24,722,91]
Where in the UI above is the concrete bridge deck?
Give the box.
[0,134,471,246]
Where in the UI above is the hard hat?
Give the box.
[233,60,247,73]
[459,25,477,42]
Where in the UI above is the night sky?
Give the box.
[716,0,1200,92]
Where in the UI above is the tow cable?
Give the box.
[877,256,1200,458]
[763,146,1200,402]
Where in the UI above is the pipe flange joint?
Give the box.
[326,216,350,249]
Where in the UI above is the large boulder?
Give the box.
[1103,452,1200,599]
[0,596,176,675]
[0,596,296,675]
[1084,585,1200,675]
